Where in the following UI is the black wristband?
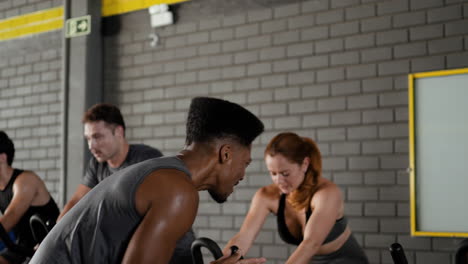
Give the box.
[230,245,244,260]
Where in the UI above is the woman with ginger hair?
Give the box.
[224,132,368,264]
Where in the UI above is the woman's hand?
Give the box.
[210,251,266,264]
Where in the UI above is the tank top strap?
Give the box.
[305,201,312,221]
[278,193,286,212]
[1,168,23,192]
[11,168,23,182]
[276,193,302,245]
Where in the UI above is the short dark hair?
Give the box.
[82,103,126,131]
[0,131,15,166]
[186,97,264,146]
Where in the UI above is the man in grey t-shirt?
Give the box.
[57,103,194,263]
[57,103,163,220]
[81,144,162,188]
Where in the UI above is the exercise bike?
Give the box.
[191,237,243,264]
[0,213,55,263]
[390,241,468,264]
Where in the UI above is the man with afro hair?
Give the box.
[31,97,267,264]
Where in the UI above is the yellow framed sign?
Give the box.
[409,68,468,237]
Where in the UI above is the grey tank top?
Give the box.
[30,156,193,264]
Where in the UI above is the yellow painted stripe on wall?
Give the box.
[0,0,189,41]
[0,7,61,29]
[102,0,189,17]
[0,7,63,41]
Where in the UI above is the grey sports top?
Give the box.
[277,194,347,245]
[82,144,163,188]
[30,156,193,264]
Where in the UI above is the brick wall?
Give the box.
[103,1,468,263]
[0,17,63,199]
[0,0,61,19]
[0,0,63,200]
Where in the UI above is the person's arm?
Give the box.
[56,184,91,222]
[210,252,266,264]
[286,185,343,264]
[122,170,199,264]
[223,187,272,256]
[58,157,98,221]
[0,171,39,231]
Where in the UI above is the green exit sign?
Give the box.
[65,15,91,38]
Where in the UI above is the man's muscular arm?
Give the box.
[122,169,199,264]
[1,172,40,231]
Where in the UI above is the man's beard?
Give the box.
[208,189,227,204]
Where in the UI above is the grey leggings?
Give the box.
[312,234,369,264]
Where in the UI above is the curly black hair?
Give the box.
[0,131,15,166]
[186,97,264,146]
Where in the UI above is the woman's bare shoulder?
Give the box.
[253,184,282,211]
[312,178,344,205]
[257,184,281,199]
